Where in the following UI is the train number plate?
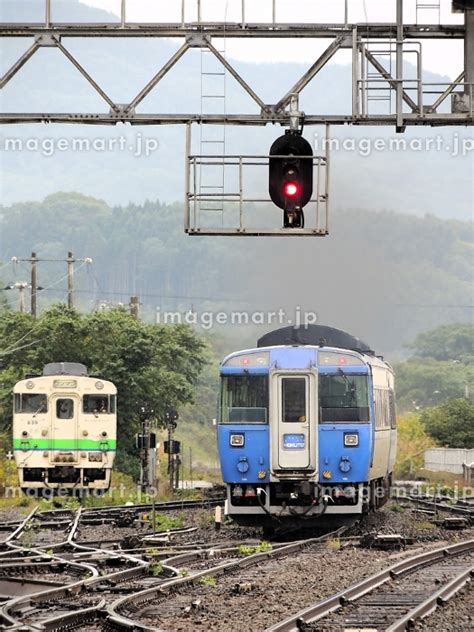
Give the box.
[283,434,305,449]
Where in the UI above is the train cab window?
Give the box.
[14,394,47,414]
[220,375,268,424]
[319,374,369,422]
[282,378,306,423]
[83,395,112,414]
[56,398,74,419]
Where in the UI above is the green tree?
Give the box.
[0,305,207,475]
[395,358,474,411]
[410,323,474,363]
[420,398,474,449]
[394,412,437,478]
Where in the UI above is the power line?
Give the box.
[11,253,92,316]
[42,287,242,303]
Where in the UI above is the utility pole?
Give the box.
[3,282,29,312]
[67,251,74,309]
[130,295,140,319]
[17,282,28,313]
[11,253,92,315]
[30,251,38,318]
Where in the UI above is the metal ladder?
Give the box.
[416,0,441,24]
[364,43,395,114]
[198,41,227,226]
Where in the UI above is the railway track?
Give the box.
[267,538,474,632]
[0,498,350,630]
[0,499,228,629]
[2,497,472,631]
[106,526,349,631]
[0,496,279,630]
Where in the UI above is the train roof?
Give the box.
[257,325,375,356]
[43,362,88,376]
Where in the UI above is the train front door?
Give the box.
[50,394,79,464]
[271,371,317,472]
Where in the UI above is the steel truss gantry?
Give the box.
[1,1,472,237]
[0,0,473,128]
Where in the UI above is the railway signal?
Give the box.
[269,131,313,229]
[165,408,180,490]
[137,402,156,493]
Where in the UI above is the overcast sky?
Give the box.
[83,0,464,78]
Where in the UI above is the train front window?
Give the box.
[83,395,114,414]
[282,378,307,423]
[56,398,74,419]
[319,374,369,422]
[220,375,268,424]
[14,394,47,414]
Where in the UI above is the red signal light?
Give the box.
[283,181,300,198]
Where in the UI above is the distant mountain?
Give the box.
[0,192,472,356]
[0,0,472,219]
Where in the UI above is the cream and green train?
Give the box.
[13,363,117,494]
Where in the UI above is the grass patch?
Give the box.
[199,575,217,587]
[149,561,164,577]
[149,512,186,532]
[238,541,272,556]
[326,538,342,551]
[414,520,435,530]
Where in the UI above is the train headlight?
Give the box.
[229,433,245,447]
[344,433,359,447]
[26,380,34,389]
[88,453,103,462]
[95,381,104,390]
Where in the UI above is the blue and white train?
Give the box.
[217,326,396,527]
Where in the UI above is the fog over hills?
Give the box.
[0,0,472,219]
[0,1,472,358]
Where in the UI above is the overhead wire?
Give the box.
[0,261,90,355]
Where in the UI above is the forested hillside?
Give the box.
[1,192,472,355]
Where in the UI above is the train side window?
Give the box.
[109,395,116,414]
[57,398,74,419]
[374,389,391,430]
[15,394,47,414]
[389,390,397,429]
[282,377,306,423]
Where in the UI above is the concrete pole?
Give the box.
[130,295,140,319]
[67,251,74,309]
[30,251,38,318]
[17,284,26,313]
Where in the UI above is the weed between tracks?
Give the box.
[150,561,164,577]
[326,537,342,551]
[238,541,273,556]
[199,575,217,587]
